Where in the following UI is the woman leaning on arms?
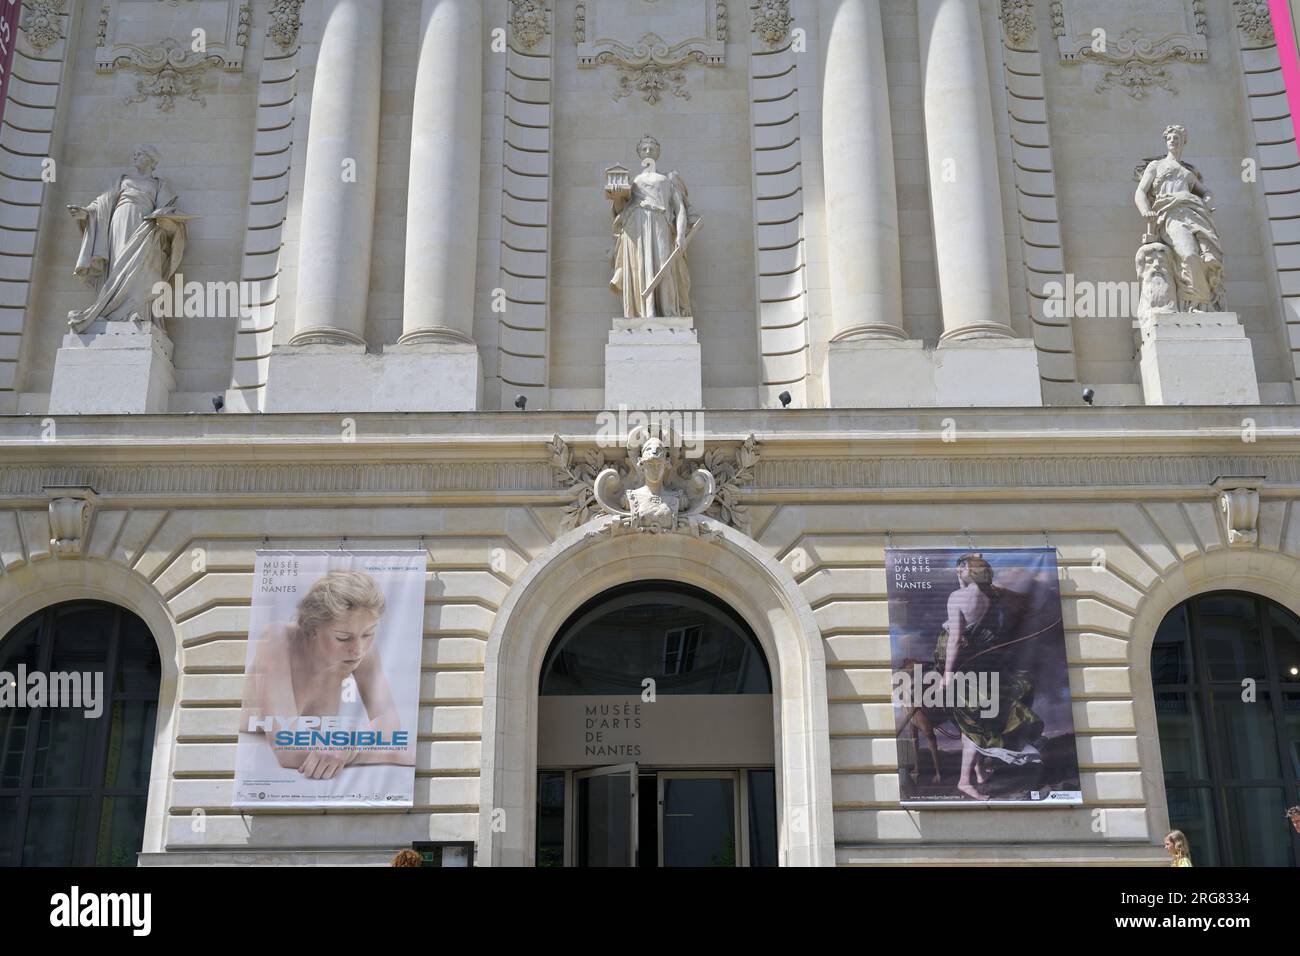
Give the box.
[1164,830,1193,867]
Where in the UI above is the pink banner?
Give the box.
[0,0,21,128]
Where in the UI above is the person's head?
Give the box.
[638,436,669,485]
[132,144,161,174]
[637,134,661,165]
[391,849,423,867]
[1287,807,1300,834]
[1164,830,1190,859]
[955,553,995,595]
[294,570,386,675]
[1163,124,1187,155]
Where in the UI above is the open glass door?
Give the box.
[574,763,638,866]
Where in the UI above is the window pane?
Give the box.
[747,769,778,867]
[0,705,32,789]
[49,606,113,674]
[1197,594,1265,681]
[0,615,42,788]
[31,706,98,789]
[1154,691,1209,780]
[22,796,95,866]
[95,795,148,866]
[1271,606,1300,683]
[1224,787,1294,866]
[1163,786,1219,867]
[536,771,565,868]
[1210,689,1280,779]
[577,772,633,867]
[1152,603,1193,684]
[115,615,161,696]
[1285,692,1300,779]
[0,796,16,866]
[661,777,735,867]
[104,699,159,791]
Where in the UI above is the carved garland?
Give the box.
[20,0,68,53]
[752,0,793,46]
[510,0,548,50]
[1233,0,1275,44]
[999,0,1035,46]
[268,0,305,50]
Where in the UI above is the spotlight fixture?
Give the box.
[212,395,225,412]
[778,390,792,408]
[1082,387,1095,406]
[514,394,527,410]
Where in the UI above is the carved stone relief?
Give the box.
[1051,0,1208,99]
[510,0,548,49]
[96,0,250,110]
[999,0,1036,46]
[45,486,96,559]
[267,0,305,50]
[1213,476,1263,547]
[20,0,68,53]
[576,0,727,104]
[752,0,792,46]
[1231,0,1274,44]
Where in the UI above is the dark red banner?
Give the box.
[0,0,21,128]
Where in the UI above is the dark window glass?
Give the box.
[1154,691,1208,780]
[536,771,566,868]
[747,770,778,867]
[1198,594,1265,680]
[0,602,160,866]
[1210,689,1280,780]
[1151,603,1193,684]
[1270,606,1300,684]
[1224,787,1294,867]
[540,583,771,696]
[1163,786,1219,867]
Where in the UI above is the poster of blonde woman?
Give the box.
[886,548,1082,806]
[234,552,425,808]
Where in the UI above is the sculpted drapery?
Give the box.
[607,134,694,319]
[67,145,188,333]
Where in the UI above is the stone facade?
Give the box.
[1,1,1299,866]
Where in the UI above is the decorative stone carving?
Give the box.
[1232,0,1274,44]
[510,0,548,49]
[267,0,305,50]
[577,0,726,103]
[605,135,699,318]
[1213,476,1263,546]
[45,486,97,558]
[1000,0,1035,45]
[593,433,716,534]
[1054,0,1208,99]
[66,146,192,332]
[549,430,759,533]
[1134,124,1225,315]
[752,0,793,46]
[21,0,67,53]
[95,0,249,109]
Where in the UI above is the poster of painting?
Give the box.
[233,551,425,808]
[885,548,1082,805]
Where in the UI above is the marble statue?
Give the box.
[605,134,699,319]
[593,430,715,533]
[67,145,191,333]
[1134,125,1225,315]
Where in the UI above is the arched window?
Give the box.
[1153,591,1300,866]
[0,601,161,866]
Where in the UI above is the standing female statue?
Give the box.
[605,134,696,319]
[66,144,190,332]
[1134,125,1224,313]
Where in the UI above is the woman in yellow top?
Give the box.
[1164,830,1193,867]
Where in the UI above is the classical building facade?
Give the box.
[0,0,1298,866]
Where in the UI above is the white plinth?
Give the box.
[824,336,1042,407]
[1138,312,1260,406]
[264,342,482,412]
[49,320,175,414]
[605,317,702,409]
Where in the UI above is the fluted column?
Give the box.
[919,0,1013,341]
[291,0,383,345]
[821,0,905,340]
[400,0,483,345]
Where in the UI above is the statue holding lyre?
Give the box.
[605,135,700,319]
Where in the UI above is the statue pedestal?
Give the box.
[264,342,482,412]
[824,336,1043,407]
[49,320,175,414]
[1138,312,1260,405]
[605,317,702,409]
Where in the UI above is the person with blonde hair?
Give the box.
[1164,830,1193,867]
[240,570,415,779]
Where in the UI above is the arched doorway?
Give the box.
[1152,591,1300,866]
[0,601,161,866]
[534,582,777,866]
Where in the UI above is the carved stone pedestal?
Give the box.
[1138,312,1260,406]
[49,320,175,414]
[264,342,483,412]
[824,336,1043,407]
[604,317,702,410]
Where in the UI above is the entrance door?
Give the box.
[574,763,638,866]
[658,771,739,867]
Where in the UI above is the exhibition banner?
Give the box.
[885,548,1082,806]
[0,0,21,128]
[234,551,425,808]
